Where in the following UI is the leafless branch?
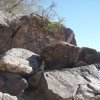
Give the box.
[6,0,23,13]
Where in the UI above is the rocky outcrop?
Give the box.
[41,42,99,69]
[40,64,100,100]
[0,47,99,100]
[0,11,77,54]
[0,11,100,100]
[78,47,98,64]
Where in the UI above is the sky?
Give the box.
[42,0,100,51]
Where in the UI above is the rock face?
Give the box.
[0,48,41,75]
[0,11,77,54]
[40,64,100,100]
[41,42,99,69]
[0,48,99,100]
[0,48,44,100]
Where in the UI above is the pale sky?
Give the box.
[42,0,100,51]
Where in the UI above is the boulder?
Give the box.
[0,48,41,75]
[41,42,99,70]
[40,64,100,100]
[4,48,41,69]
[78,47,98,64]
[10,14,77,54]
[0,11,77,54]
[41,42,80,69]
[0,92,18,100]
[0,72,28,96]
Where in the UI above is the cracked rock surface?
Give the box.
[0,73,28,96]
[40,64,100,100]
[0,11,76,55]
[0,11,100,100]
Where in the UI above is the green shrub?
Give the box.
[43,18,64,33]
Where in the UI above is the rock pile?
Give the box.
[0,11,76,54]
[0,11,100,100]
[41,42,99,70]
[0,48,42,100]
[0,45,99,100]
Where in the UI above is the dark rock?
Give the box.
[97,52,100,62]
[28,70,43,87]
[0,11,12,54]
[74,60,87,67]
[0,73,28,96]
[63,28,77,45]
[41,42,80,69]
[40,64,100,100]
[41,42,100,70]
[20,87,45,100]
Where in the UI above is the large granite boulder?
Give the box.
[0,73,28,96]
[0,11,77,54]
[0,48,41,75]
[41,42,99,69]
[40,64,100,100]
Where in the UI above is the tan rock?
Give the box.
[0,48,41,75]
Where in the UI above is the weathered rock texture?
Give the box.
[40,64,100,100]
[0,48,41,75]
[0,48,100,100]
[0,11,100,100]
[41,42,100,69]
[0,11,76,54]
[0,48,42,100]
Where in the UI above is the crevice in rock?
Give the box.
[74,84,80,95]
[11,25,21,38]
[81,75,91,82]
[10,25,22,47]
[87,84,100,96]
